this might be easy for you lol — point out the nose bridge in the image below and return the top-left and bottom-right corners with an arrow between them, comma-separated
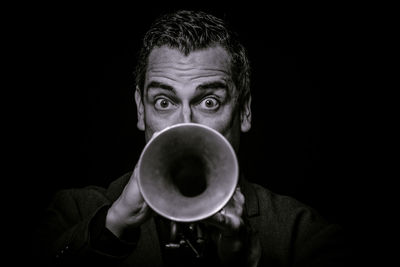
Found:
180,102 -> 192,123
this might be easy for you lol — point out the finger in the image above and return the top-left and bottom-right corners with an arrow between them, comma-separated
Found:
223,188 -> 245,216
206,210 -> 243,233
232,187 -> 245,206
223,203 -> 244,219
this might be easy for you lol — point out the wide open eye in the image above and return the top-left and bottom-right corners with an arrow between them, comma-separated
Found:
154,98 -> 176,110
198,97 -> 220,111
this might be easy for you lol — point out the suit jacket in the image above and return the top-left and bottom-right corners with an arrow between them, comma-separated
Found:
33,172 -> 347,266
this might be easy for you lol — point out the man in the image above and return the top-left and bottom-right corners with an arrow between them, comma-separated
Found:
34,10 -> 346,266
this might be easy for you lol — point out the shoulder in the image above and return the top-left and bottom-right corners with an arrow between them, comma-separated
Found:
243,181 -> 346,263
242,180 -> 340,235
49,185 -> 110,216
243,181 -> 315,218
52,172 -> 132,204
243,180 -> 343,239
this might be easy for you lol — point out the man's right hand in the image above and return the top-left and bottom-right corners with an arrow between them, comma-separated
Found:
105,164 -> 152,238
105,131 -> 162,238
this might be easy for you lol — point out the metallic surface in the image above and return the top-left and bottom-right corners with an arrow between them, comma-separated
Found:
137,123 -> 239,222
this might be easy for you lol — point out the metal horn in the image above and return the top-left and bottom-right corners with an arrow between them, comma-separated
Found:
137,123 -> 239,223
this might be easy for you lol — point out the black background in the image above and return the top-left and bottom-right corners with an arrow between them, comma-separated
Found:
15,4 -> 368,259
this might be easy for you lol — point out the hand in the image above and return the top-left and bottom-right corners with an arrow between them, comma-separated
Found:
105,164 -> 152,238
205,187 -> 247,263
105,131 -> 160,238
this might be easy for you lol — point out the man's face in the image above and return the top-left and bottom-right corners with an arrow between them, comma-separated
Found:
135,45 -> 251,151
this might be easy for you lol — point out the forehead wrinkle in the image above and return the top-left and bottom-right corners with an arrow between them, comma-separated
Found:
147,69 -> 231,83
148,65 -> 230,73
146,46 -> 234,89
145,73 -> 178,83
147,47 -> 232,72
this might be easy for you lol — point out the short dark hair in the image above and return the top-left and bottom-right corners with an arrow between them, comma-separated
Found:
134,10 -> 251,107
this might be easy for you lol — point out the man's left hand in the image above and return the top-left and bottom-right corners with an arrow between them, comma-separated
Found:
205,187 -> 246,264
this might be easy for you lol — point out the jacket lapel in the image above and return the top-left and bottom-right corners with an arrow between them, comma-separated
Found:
240,178 -> 260,218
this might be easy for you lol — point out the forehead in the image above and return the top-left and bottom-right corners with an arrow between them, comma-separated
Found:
146,45 -> 232,77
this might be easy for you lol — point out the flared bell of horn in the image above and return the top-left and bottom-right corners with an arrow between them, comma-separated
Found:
137,123 -> 239,223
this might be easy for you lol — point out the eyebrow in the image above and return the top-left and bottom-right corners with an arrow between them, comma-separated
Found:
196,81 -> 228,91
146,81 -> 174,92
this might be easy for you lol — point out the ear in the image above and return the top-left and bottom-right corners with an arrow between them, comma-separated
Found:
240,94 -> 252,133
134,86 -> 145,131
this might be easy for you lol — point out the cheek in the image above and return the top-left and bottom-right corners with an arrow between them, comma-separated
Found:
215,109 -> 242,150
144,119 -> 168,142
143,108 -> 178,141
197,109 -> 241,140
